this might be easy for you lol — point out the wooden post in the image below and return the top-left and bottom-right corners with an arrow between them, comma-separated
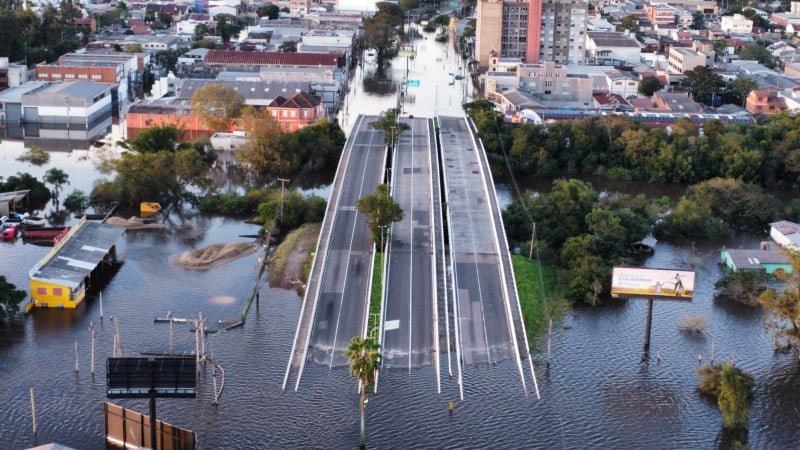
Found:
74,341 -> 79,372
168,311 -> 173,355
546,319 -> 552,367
90,322 -> 96,375
30,388 -> 37,436
644,298 -> 654,352
99,291 -> 103,320
149,359 -> 157,450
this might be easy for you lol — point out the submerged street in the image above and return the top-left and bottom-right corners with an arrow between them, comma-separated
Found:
0,25 -> 799,450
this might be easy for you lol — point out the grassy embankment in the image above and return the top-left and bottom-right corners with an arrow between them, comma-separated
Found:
511,255 -> 569,342
268,223 -> 322,290
367,252 -> 384,339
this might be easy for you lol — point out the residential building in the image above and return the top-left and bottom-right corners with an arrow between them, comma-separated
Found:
539,0 -> 588,64
645,3 -> 676,25
73,17 -> 97,33
721,14 -> 753,34
267,91 -> 327,131
720,242 -> 792,274
175,79 -> 312,107
667,46 -> 706,74
770,12 -> 800,27
784,62 -> 800,78
585,31 -> 643,65
516,61 -> 594,102
746,87 -> 788,114
289,0 -> 309,14
476,0 -> 504,67
203,50 -> 345,68
650,91 -> 703,112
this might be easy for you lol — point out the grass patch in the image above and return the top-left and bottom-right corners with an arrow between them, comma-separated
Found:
511,255 -> 569,341
267,223 -> 320,288
367,252 -> 384,339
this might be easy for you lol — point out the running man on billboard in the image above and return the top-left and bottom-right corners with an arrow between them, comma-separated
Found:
669,273 -> 685,296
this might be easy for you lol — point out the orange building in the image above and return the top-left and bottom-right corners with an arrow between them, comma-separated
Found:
267,91 -> 327,132
126,99 -> 217,141
746,87 -> 787,115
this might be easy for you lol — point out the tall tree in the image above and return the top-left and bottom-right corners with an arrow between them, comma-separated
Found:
616,15 -> 639,33
236,107 -> 287,173
344,336 -> 382,450
639,76 -> 662,97
257,4 -> 280,19
125,125 -> 183,152
43,168 -> 69,199
759,253 -> 800,354
680,66 -> 725,105
356,184 -> 403,250
191,83 -> 245,131
0,276 -> 26,320
738,43 -> 775,68
691,11 -> 705,30
370,108 -> 409,149
363,2 -> 403,66
718,364 -> 750,430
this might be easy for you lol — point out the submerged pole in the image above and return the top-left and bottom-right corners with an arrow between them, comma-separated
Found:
644,298 -> 654,352
90,322 -> 96,375
30,388 -> 37,436
99,291 -> 103,320
74,341 -> 79,372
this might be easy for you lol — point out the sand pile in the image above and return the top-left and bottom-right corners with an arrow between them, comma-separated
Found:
174,242 -> 258,269
105,216 -> 166,230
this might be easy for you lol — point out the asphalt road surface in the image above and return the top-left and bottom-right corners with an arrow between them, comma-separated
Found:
381,117 -> 440,370
305,115 -> 387,367
438,116 -> 517,366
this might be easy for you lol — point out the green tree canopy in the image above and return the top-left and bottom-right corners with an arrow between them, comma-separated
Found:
191,84 -> 245,131
639,76 -> 662,97
0,173 -> 50,208
16,146 -> 50,166
356,184 -> 403,249
680,66 -> 725,105
0,276 -> 26,320
369,108 -> 409,149
44,167 -> 69,199
616,15 -> 639,33
126,125 -> 183,152
257,4 -> 280,19
759,252 -> 800,351
279,40 -> 297,52
738,43 -> 775,68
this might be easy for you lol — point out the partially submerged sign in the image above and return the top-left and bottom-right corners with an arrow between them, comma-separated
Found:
611,267 -> 695,300
107,357 -> 197,398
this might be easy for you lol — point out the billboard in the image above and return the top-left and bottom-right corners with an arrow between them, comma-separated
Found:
611,267 -> 695,299
107,357 -> 197,399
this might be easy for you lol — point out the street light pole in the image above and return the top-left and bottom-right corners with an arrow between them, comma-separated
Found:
277,178 -> 290,224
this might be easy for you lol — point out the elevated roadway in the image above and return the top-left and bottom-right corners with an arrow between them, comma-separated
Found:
284,115 -> 387,389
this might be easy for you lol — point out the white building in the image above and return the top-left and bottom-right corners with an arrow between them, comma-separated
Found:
770,220 -> 800,252
0,57 -> 30,89
585,31 -> 643,65
604,70 -> 639,98
721,14 -> 753,34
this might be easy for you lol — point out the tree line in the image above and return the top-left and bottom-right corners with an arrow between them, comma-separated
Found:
0,0 -> 85,65
466,101 -> 800,189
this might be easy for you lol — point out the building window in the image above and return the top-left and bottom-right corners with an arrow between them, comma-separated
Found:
53,288 -> 62,296
545,80 -> 553,87
37,287 -> 46,296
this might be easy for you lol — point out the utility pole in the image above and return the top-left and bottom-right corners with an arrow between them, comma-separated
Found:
90,321 -> 96,375
277,178 -> 290,224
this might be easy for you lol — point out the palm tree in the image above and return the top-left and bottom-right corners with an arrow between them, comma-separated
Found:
43,168 -> 70,200
344,336 -> 382,450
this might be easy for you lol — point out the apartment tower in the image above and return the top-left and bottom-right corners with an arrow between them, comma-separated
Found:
476,0 -> 586,69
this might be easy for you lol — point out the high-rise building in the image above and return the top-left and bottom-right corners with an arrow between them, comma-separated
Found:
476,0 -> 586,69
538,0 -> 587,64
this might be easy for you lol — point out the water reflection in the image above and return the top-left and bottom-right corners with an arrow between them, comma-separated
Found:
361,68 -> 398,96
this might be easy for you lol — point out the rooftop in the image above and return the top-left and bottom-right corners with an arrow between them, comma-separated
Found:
587,31 -> 642,48
0,81 -> 49,103
204,50 -> 343,66
269,91 -> 322,108
29,218 -> 124,288
724,245 -> 790,270
127,98 -> 193,115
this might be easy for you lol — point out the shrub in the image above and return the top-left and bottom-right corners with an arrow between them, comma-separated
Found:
63,190 -> 89,212
714,270 -> 768,306
696,363 -> 754,399
679,314 -> 709,334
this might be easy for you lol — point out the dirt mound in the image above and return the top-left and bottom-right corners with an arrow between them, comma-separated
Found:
105,216 -> 166,230
174,242 -> 258,269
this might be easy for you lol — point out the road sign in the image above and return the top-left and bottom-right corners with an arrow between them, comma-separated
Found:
407,79 -> 420,87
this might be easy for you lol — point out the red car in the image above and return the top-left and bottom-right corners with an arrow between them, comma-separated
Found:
1,223 -> 20,241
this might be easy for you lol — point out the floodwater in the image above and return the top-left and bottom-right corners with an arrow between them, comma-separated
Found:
1,29 -> 799,450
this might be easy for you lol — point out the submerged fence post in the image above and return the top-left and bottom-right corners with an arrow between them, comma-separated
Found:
30,388 -> 37,436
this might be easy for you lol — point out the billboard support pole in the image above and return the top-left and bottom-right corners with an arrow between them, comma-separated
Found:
644,298 -> 654,352
149,358 -> 158,450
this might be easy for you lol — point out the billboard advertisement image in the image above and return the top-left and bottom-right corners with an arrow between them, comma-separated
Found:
611,267 -> 695,299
